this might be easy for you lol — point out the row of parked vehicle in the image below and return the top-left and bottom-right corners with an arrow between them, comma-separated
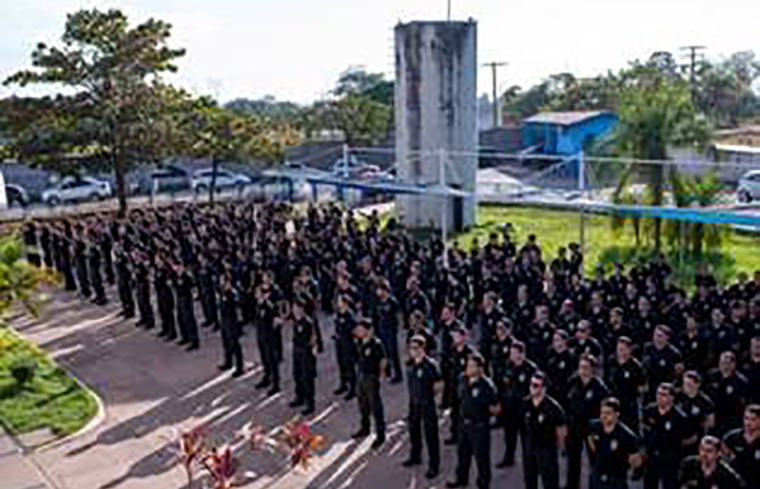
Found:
2,166 -> 293,208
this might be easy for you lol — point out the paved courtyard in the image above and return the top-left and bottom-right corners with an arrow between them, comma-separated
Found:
7,284 -> 623,489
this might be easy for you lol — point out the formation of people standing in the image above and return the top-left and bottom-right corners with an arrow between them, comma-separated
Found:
19,202 -> 760,488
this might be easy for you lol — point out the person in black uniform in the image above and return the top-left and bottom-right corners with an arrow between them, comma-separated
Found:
23,222 -> 41,267
253,271 -> 282,396
40,224 -> 53,268
372,280 -> 403,384
565,354 -> 610,489
133,251 -> 155,329
642,325 -> 684,402
678,436 -> 745,488
403,335 -> 441,480
114,240 -> 134,318
198,254 -> 219,329
352,320 -> 387,450
98,222 -> 115,285
707,350 -> 749,436
721,404 -> 760,484
744,336 -> 760,405
606,336 -> 644,431
498,340 -> 537,467
73,229 -> 91,299
446,352 -> 498,489
587,397 -> 642,489
154,257 -> 177,341
520,371 -> 567,489
333,294 -> 357,400
87,230 -> 107,305
642,383 -> 691,489
217,272 -> 243,377
289,297 -> 319,416
545,330 -> 577,403
174,261 -> 199,351
677,370 -> 715,455
443,326 -> 474,446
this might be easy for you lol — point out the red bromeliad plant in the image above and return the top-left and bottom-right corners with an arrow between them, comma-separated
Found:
277,420 -> 327,470
202,445 -> 239,489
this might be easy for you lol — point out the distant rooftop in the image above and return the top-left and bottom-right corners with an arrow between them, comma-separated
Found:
523,111 -> 613,126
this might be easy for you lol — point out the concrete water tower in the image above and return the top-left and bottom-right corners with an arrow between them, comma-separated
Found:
394,20 -> 478,231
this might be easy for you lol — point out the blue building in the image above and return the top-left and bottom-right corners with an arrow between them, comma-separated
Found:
522,111 -> 618,156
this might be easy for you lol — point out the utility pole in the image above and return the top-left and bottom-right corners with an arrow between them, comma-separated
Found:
680,45 -> 706,100
482,61 -> 508,128
447,0 -> 451,21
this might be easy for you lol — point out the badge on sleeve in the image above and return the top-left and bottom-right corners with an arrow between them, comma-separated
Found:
559,361 -> 565,370
610,439 -> 618,451
519,374 -> 526,383
659,359 -> 667,368
692,406 -> 700,416
755,449 -> 760,460
472,387 -> 480,398
417,369 -> 423,379
726,385 -> 734,395
665,421 -> 672,431
586,390 -> 594,400
624,371 -> 630,379
538,413 -> 544,424
691,341 -> 698,350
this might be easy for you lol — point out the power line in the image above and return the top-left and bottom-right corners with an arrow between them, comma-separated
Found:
481,61 -> 508,128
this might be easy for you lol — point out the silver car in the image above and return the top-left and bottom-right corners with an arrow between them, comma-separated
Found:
737,170 -> 760,203
42,177 -> 112,206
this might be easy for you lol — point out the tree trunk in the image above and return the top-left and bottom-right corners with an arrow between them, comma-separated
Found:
209,156 -> 218,206
114,151 -> 128,217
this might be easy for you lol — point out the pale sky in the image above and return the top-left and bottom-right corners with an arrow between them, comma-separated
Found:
1,0 -> 759,104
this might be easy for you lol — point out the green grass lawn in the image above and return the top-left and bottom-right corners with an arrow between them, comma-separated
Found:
452,205 -> 760,286
0,328 -> 98,437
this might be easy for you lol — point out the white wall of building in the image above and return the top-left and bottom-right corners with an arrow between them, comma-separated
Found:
394,20 -> 478,229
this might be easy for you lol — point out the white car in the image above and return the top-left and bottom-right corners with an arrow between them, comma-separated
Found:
331,156 -> 379,178
42,177 -> 112,206
192,168 -> 251,194
737,170 -> 760,203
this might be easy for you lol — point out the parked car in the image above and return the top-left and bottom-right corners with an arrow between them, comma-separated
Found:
150,166 -> 191,194
192,168 -> 251,194
42,177 -> 112,206
5,184 -> 30,208
331,156 -> 379,179
737,169 -> 760,203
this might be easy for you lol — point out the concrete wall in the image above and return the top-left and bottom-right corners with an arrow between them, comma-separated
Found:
394,20 -> 478,230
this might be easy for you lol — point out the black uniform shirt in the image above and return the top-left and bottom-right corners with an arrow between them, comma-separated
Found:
407,357 -> 441,407
722,428 -> 760,484
606,357 -> 645,406
458,376 -> 497,424
642,403 -> 688,456
503,359 -> 538,401
565,376 -> 609,428
522,395 -> 566,449
676,391 -> 715,440
678,456 -> 745,489
357,337 -> 386,378
588,420 -> 639,482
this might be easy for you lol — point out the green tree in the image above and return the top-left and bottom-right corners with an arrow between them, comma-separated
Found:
2,8 -> 186,215
614,66 -> 711,251
188,104 -> 299,204
0,235 -> 52,318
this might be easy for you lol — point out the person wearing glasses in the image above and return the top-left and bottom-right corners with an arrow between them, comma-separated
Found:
521,371 -> 567,489
403,335 -> 441,480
